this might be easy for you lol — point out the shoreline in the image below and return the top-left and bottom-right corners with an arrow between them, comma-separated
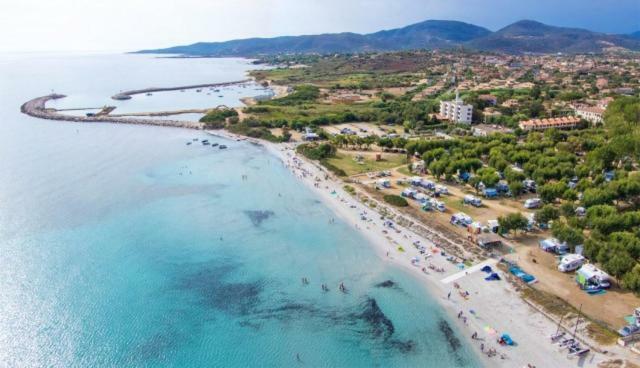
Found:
208,129 -> 616,368
19,84 -> 631,366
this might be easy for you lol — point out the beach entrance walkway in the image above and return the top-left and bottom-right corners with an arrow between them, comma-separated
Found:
440,259 -> 497,284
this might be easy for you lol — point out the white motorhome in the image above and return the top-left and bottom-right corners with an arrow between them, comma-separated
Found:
524,198 -> 542,209
463,195 -> 482,207
576,264 -> 611,289
558,254 -> 585,272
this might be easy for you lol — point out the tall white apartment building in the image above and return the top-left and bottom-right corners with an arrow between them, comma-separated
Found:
439,91 -> 473,124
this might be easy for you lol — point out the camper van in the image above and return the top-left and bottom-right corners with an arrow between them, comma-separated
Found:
576,264 -> 611,289
451,212 -> 473,227
558,254 -> 586,272
463,195 -> 482,207
376,179 -> 391,189
401,188 -> 417,199
524,198 -> 542,209
435,185 -> 449,195
431,199 -> 446,212
539,238 -> 569,255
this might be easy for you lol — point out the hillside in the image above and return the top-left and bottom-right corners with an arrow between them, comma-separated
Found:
137,19 -> 640,56
466,20 -> 640,53
136,20 -> 489,56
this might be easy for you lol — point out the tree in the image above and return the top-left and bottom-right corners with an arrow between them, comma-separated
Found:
539,182 -> 566,203
536,205 -> 559,225
551,221 -> 584,248
509,181 -> 525,198
498,213 -> 529,236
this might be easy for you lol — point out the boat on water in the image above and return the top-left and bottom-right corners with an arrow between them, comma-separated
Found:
211,143 -> 219,147
219,145 -> 227,149
196,89 -> 202,92
186,142 -> 192,145
202,139 -> 210,145
146,92 -> 152,96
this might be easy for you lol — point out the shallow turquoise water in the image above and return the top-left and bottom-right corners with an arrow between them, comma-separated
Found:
0,53 -> 481,367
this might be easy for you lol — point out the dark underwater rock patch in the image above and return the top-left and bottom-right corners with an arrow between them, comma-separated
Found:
438,319 -> 462,352
243,210 -> 275,226
355,297 -> 395,340
177,262 -> 264,316
374,280 -> 399,289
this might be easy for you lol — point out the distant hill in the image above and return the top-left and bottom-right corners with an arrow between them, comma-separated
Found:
137,19 -> 640,56
137,20 -> 489,56
466,20 -> 640,53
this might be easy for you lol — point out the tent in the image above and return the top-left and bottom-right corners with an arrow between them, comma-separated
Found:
485,273 -> 501,281
481,265 -> 493,273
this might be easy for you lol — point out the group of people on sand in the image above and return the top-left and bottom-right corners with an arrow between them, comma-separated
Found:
450,287 -> 508,361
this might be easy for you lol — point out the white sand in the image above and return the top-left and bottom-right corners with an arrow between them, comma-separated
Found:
208,131 -> 622,368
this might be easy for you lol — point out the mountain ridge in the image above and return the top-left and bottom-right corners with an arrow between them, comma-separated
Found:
137,19 -> 640,56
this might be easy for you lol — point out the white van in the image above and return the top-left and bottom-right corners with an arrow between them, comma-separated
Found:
524,198 -> 542,209
464,195 -> 482,207
558,254 -> 585,272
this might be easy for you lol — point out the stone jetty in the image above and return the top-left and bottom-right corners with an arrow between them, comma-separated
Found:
21,94 -> 204,130
111,79 -> 251,100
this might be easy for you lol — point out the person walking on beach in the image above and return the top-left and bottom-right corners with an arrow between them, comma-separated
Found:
447,291 -> 451,299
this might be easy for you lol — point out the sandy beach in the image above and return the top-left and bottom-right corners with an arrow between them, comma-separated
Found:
207,129 -> 633,368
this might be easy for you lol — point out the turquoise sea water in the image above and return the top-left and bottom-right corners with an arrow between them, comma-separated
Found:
0,53 -> 481,367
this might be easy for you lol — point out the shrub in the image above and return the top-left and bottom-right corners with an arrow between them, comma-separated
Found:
383,195 -> 408,207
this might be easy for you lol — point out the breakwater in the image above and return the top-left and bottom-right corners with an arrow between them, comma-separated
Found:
111,79 -> 251,100
20,94 -> 203,129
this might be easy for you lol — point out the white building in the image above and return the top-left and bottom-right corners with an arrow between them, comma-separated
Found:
574,105 -> 605,124
439,91 -> 473,124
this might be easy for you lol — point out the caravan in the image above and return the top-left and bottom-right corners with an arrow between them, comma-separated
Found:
376,179 -> 391,189
558,254 -> 586,272
524,198 -> 542,209
463,195 -> 482,207
576,264 -> 611,289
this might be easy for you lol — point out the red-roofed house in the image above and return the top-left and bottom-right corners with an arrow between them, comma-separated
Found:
519,116 -> 582,131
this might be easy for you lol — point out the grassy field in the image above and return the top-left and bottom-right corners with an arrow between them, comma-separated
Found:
441,196 -> 483,216
325,152 -> 407,176
244,102 -> 379,124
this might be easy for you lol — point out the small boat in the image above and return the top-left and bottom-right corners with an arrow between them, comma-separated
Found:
146,92 -> 152,96
202,141 -> 210,146
186,142 -> 192,145
211,143 -> 219,147
219,145 -> 227,149
549,331 -> 565,342
218,95 -> 223,98
196,89 -> 202,92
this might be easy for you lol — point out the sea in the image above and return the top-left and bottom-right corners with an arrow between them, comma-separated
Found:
0,52 -> 481,367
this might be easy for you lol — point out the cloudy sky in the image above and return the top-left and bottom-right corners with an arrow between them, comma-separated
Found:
1,0 -> 638,52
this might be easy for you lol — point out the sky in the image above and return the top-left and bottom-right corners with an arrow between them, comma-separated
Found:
0,0 -> 639,52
